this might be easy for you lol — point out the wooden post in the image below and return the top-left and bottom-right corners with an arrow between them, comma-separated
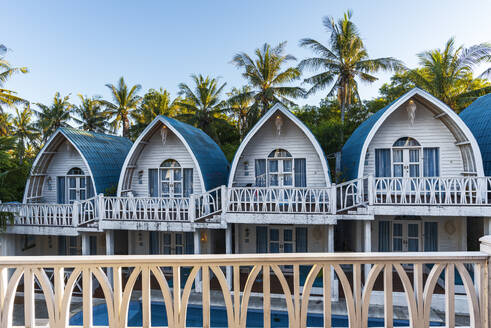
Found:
479,235 -> 491,328
72,201 -> 80,227
221,185 -> 228,214
106,230 -> 114,286
97,193 -> 104,221
330,183 -> 337,214
364,221 -> 372,282
81,233 -> 90,256
194,229 -> 202,292
189,194 -> 196,222
226,224 -> 232,289
368,174 -> 374,205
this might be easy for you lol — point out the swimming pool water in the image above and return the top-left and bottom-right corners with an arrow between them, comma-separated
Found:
70,301 -> 444,327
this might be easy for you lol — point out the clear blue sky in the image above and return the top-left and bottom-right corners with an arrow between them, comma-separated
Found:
2,0 -> 490,113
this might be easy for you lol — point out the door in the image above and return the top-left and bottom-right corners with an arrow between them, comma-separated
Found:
161,232 -> 185,254
269,227 -> 294,253
392,221 -> 420,252
392,149 -> 420,178
160,167 -> 183,197
67,176 -> 86,203
268,158 -> 293,187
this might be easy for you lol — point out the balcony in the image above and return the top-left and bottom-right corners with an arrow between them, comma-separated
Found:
1,237 -> 490,327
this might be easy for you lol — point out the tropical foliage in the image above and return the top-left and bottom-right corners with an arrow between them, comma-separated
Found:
73,95 -> 108,133
34,92 -> 73,143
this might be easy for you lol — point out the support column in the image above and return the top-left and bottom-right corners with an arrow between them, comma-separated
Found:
364,221 -> 372,282
81,233 -> 90,256
226,224 -> 232,288
194,229 -> 202,292
479,235 -> 491,324
234,223 -> 240,254
327,225 -> 334,252
0,234 -> 14,256
484,218 -> 491,236
105,230 -> 114,286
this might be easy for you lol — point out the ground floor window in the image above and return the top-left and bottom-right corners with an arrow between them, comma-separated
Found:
378,219 -> 438,252
256,226 -> 308,253
149,231 -> 194,254
57,236 -> 81,255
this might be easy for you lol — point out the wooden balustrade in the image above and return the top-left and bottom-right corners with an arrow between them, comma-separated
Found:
0,252 -> 488,327
0,203 -> 74,227
373,176 -> 491,206
335,178 -> 368,212
102,196 -> 191,222
195,186 -> 223,220
227,187 -> 331,214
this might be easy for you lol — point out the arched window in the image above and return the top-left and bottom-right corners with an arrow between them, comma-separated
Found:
67,167 -> 84,175
160,159 -> 181,168
393,137 -> 421,147
268,149 -> 292,158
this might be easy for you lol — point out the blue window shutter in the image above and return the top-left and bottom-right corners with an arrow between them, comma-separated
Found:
148,169 -> 159,197
423,148 -> 440,177
255,159 -> 266,187
183,169 -> 193,197
57,177 -> 65,204
294,159 -> 307,187
375,149 -> 391,177
256,226 -> 268,253
86,177 -> 94,198
378,221 -> 390,251
295,227 -> 308,252
424,222 -> 438,251
149,231 -> 159,254
185,232 -> 194,254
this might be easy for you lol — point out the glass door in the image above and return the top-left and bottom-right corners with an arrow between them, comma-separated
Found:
160,160 -> 183,198
392,221 -> 420,252
67,176 -> 86,203
268,227 -> 295,253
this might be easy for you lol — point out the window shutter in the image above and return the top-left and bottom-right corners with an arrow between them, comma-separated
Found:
183,169 -> 193,197
149,231 -> 159,254
294,159 -> 307,187
255,159 -> 266,187
375,149 -> 391,177
256,226 -> 268,253
378,221 -> 390,251
185,232 -> 194,254
57,177 -> 65,204
148,169 -> 159,197
424,222 -> 438,251
295,227 -> 308,252
423,148 -> 440,177
86,177 -> 94,198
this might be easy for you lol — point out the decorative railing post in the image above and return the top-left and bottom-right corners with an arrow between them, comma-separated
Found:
480,235 -> 491,327
72,201 -> 79,227
367,174 -> 374,205
330,183 -> 337,214
189,194 -> 196,222
97,193 -> 104,221
221,185 -> 228,214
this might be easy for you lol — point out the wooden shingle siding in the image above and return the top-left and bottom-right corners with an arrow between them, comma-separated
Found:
232,114 -> 328,187
42,140 -> 89,203
129,129 -> 202,197
364,103 -> 464,177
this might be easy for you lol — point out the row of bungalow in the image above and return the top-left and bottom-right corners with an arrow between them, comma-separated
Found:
1,88 -> 490,267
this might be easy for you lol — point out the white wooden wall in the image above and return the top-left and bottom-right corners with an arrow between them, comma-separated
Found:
42,140 -> 89,203
237,224 -> 329,254
363,103 -> 464,177
370,216 -> 466,252
129,129 -> 202,197
232,114 -> 328,187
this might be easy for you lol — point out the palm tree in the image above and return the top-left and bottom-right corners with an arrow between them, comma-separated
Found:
177,75 -> 226,143
12,105 -> 39,164
73,95 -> 108,133
35,92 -> 73,143
131,88 -> 180,139
299,11 -> 403,124
226,86 -> 254,141
0,45 -> 28,110
103,77 -> 142,138
0,112 -> 12,136
231,42 -> 304,117
406,38 -> 491,111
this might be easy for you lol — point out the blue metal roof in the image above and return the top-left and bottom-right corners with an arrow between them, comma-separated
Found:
341,97 -> 400,180
59,127 -> 133,194
459,93 -> 491,176
158,116 -> 230,190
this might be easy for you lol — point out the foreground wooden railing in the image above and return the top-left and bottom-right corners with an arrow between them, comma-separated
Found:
0,251 -> 488,328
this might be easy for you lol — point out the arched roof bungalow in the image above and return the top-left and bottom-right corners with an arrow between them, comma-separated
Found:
23,127 -> 132,204
117,115 -> 229,197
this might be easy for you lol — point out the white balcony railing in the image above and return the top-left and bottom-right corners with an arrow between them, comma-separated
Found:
0,250 -> 488,327
195,186 -> 223,220
0,202 -> 75,227
373,176 -> 491,206
102,196 -> 191,222
335,177 -> 368,212
227,186 -> 332,214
